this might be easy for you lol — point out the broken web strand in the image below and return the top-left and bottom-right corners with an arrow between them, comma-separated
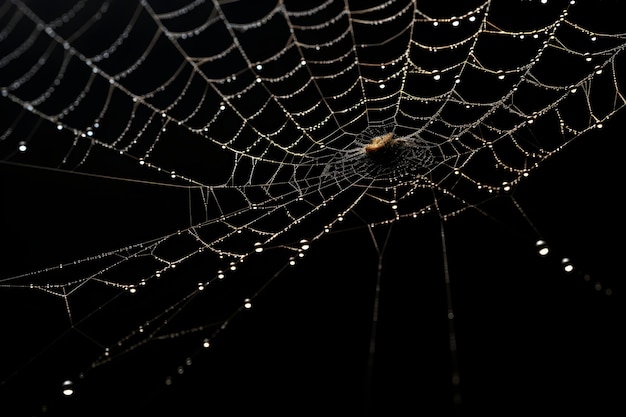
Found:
362,221 -> 393,410
432,190 -> 463,408
508,195 -> 615,296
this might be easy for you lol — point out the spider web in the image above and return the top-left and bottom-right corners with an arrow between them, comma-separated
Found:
1,0 -> 625,414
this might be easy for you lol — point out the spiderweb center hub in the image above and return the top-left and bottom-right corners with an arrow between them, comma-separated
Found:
322,128 -> 440,183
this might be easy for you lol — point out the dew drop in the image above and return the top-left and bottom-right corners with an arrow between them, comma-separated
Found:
535,239 -> 550,256
61,380 -> 74,397
561,258 -> 574,273
254,242 -> 264,253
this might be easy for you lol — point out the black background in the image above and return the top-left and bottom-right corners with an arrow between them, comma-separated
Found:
1,1 -> 625,416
